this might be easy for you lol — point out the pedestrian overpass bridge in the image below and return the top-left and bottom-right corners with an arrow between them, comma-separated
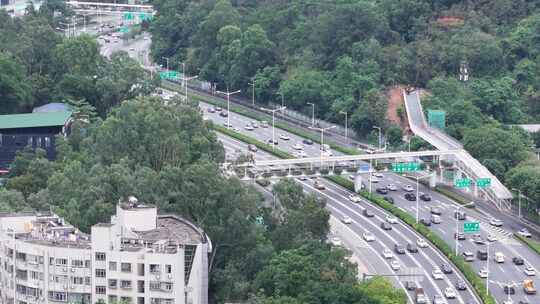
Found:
66,1 -> 154,14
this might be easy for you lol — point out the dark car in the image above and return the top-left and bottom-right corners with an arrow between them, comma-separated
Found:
363,209 -> 374,217
430,207 -> 442,215
420,218 -> 431,226
267,139 -> 278,145
376,187 -> 388,194
454,210 -> 466,220
407,243 -> 418,253
441,264 -> 453,274
207,107 -> 216,113
420,193 -> 431,201
383,196 -> 394,204
381,222 -> 392,230
302,139 -> 314,145
512,257 -> 524,265
394,244 -> 406,254
405,281 -> 416,291
477,250 -> 488,261
454,232 -> 466,240
456,280 -> 467,291
404,193 -> 416,201
219,111 -> 228,117
504,285 -> 515,295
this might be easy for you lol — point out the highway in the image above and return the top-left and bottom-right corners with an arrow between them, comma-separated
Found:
103,30 -> 540,304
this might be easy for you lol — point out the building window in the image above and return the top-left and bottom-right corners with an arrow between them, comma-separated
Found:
137,280 -> 145,293
29,271 -> 42,281
44,137 -> 51,148
108,279 -> 117,289
109,262 -> 117,271
84,277 -> 91,285
149,281 -> 160,291
0,133 -> 2,146
49,257 -> 54,265
161,282 -> 172,292
165,265 -> 171,274
121,263 -> 131,273
71,259 -> 84,268
95,252 -> 106,261
137,297 -> 145,304
36,137 -> 41,147
95,269 -> 106,278
120,280 -> 132,289
55,258 -> 67,266
149,264 -> 160,274
85,260 -> 91,268
137,263 -> 145,276
27,137 -> 33,146
48,291 -> 67,302
71,277 -> 83,285
95,286 -> 106,295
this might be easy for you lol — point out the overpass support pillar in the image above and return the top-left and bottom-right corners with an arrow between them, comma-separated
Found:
429,173 -> 437,188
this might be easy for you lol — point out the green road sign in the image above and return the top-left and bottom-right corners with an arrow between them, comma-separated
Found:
120,26 -> 129,33
454,178 -> 471,188
476,178 -> 491,188
428,109 -> 446,130
159,71 -> 179,80
463,221 -> 480,233
139,12 -> 153,21
123,12 -> 134,20
391,162 -> 421,173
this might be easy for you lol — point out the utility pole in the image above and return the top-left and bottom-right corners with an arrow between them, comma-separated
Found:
261,106 -> 286,149
307,102 -> 315,127
182,75 -> 198,103
216,89 -> 241,129
512,188 -> 522,218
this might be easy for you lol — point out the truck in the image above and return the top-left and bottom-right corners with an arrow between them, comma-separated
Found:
415,287 -> 428,304
524,279 -> 536,295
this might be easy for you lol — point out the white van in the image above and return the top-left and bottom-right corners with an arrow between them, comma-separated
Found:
494,252 -> 505,263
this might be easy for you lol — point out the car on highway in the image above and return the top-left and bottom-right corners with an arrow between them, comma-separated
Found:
432,267 -> 444,280
387,184 -> 397,191
381,222 -> 392,231
248,144 -> 258,152
455,280 -> 467,291
260,121 -> 269,128
368,176 -> 379,183
489,218 -> 503,227
487,234 -> 497,242
207,107 -> 216,113
420,193 -> 431,201
279,134 -> 290,140
293,150 -> 307,158
518,228 -> 532,238
390,260 -> 400,271
382,248 -> 393,259
376,187 -> 388,194
363,232 -> 375,242
386,215 -> 398,224
362,209 -> 374,218
405,281 -> 416,291
462,251 -> 475,262
444,287 -> 456,299
250,121 -> 258,128
129,47 -> 135,52
384,196 -> 395,204
454,232 -> 466,240
219,111 -> 228,117
417,238 -> 428,248
314,180 -> 325,190
477,250 -> 488,261
420,218 -> 431,226
302,139 -> 313,145
349,194 -> 361,203
512,256 -> 524,265
433,295 -> 446,304
454,210 -> 466,220
232,127 -> 241,132
524,266 -> 536,276
267,139 -> 278,145
215,107 -> 222,112
478,268 -> 488,278
292,143 -> 304,150
494,251 -> 505,263
441,264 -> 453,274
472,234 -> 486,245
504,284 -> 516,295
404,193 -> 416,201
407,243 -> 418,253
223,122 -> 233,128
322,150 -> 333,157
330,237 -> 342,247
244,124 -> 254,131
402,185 -> 414,192
394,244 -> 406,254
373,172 -> 383,178
430,206 -> 442,215
341,216 -> 352,224
430,215 -> 441,224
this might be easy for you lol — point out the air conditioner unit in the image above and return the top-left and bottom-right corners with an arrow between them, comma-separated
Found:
156,275 -> 160,280
70,268 -> 75,272
62,267 -> 67,272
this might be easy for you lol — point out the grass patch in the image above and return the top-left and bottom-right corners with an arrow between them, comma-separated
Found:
515,234 -> 540,256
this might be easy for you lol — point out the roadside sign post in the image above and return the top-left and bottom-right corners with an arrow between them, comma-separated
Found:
463,222 -> 480,233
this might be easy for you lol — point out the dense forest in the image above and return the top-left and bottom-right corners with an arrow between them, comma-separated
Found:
150,0 -> 540,209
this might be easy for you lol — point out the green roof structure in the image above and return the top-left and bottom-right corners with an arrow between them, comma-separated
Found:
0,111 -> 72,130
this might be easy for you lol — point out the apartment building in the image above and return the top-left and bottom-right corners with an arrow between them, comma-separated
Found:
0,197 -> 211,304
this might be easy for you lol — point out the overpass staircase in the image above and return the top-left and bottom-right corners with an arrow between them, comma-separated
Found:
403,90 -> 513,210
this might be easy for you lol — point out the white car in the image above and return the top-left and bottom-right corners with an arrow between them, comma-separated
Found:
487,234 -> 498,242
279,134 -> 290,140
489,218 -> 503,227
387,184 -> 397,191
369,176 -> 380,183
251,122 -> 259,128
293,151 -> 307,158
518,228 -> 532,238
390,260 -> 400,271
382,248 -> 393,259
416,238 -> 428,248
363,232 -> 375,242
348,194 -> 361,203
402,185 -> 414,192
292,143 -> 304,150
444,287 -> 456,299
244,124 -> 254,131
478,268 -> 488,278
432,268 -> 444,280
433,295 -> 446,304
386,215 -> 398,224
342,216 -> 352,224
373,172 -> 383,178
232,127 -> 241,132
322,150 -> 333,157
524,266 -> 536,276
330,237 -> 342,247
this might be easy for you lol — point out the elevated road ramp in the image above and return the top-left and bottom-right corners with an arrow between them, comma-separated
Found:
403,89 -> 513,209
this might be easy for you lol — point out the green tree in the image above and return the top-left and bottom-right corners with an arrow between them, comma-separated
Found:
0,53 -> 32,113
358,276 -> 407,304
350,90 -> 388,137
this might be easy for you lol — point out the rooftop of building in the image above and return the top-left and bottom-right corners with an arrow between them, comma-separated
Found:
32,103 -> 72,113
0,111 -> 72,130
134,215 -> 207,245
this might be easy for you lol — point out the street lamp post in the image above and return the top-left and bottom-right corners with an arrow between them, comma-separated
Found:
339,111 -> 348,141
216,89 -> 241,129
162,57 -> 169,71
261,106 -> 286,149
279,92 -> 285,107
405,173 -> 431,223
182,75 -> 198,103
512,188 -> 522,218
454,202 -> 475,256
307,102 -> 315,127
309,126 -> 336,165
486,240 -> 490,295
